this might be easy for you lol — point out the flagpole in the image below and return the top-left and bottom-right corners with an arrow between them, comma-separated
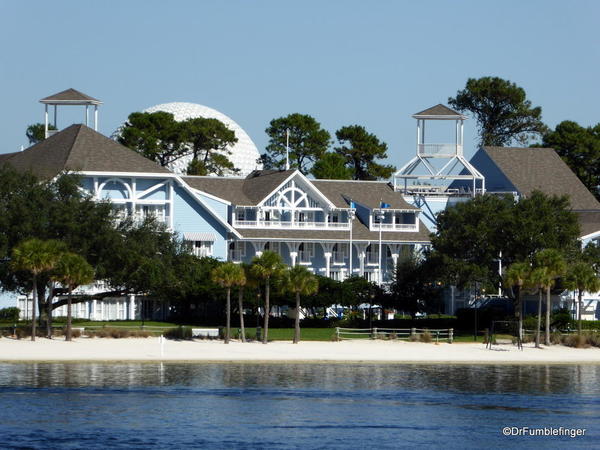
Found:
285,128 -> 290,170
348,202 -> 355,279
378,208 -> 383,286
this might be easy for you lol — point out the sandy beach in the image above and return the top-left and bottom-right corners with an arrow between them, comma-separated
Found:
1,337 -> 600,364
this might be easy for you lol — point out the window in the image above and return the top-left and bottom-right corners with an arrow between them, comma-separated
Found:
332,243 -> 347,264
264,242 -> 280,254
366,244 -> 379,264
299,243 -> 314,264
236,209 -> 245,221
229,242 -> 245,262
193,241 -> 213,257
136,204 -> 165,222
329,212 -> 340,223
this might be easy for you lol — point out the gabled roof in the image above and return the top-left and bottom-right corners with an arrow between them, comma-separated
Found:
184,170 -> 297,205
0,152 -> 17,164
577,211 -> 600,239
482,147 -> 600,211
5,124 -> 169,179
244,169 -> 296,203
413,104 -> 466,119
40,88 -> 102,105
312,180 -> 418,210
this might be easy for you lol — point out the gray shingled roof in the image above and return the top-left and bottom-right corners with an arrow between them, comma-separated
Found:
40,88 -> 102,105
184,170 -> 296,205
576,211 -> 600,238
5,124 -> 169,178
312,180 -> 418,210
483,147 -> 600,211
413,104 -> 465,119
0,152 -> 17,164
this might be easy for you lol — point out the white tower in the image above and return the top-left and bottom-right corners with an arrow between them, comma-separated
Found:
40,89 -> 102,138
393,104 -> 485,196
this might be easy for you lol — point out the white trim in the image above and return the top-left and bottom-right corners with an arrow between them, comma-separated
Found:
191,188 -> 232,205
257,170 -> 335,209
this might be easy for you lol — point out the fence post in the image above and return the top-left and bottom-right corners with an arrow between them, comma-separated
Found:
372,327 -> 378,339
411,327 -> 416,339
436,331 -> 439,343
335,327 -> 340,341
448,328 -> 453,344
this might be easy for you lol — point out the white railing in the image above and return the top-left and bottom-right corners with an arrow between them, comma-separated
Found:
418,143 -> 461,156
232,219 -> 350,230
371,223 -> 418,231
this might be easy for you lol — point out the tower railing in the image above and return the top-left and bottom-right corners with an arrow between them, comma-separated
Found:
417,143 -> 461,156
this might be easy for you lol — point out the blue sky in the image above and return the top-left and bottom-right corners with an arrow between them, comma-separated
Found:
0,1 -> 598,306
1,0 -> 599,169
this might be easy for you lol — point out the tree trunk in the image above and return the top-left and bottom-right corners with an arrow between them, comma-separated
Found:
516,288 -> 523,343
545,286 -> 551,346
225,287 -> 231,344
37,282 -> 45,330
535,289 -> 542,348
31,276 -> 37,341
262,280 -> 270,344
578,289 -> 583,335
238,288 -> 246,343
66,287 -> 73,341
293,292 -> 301,344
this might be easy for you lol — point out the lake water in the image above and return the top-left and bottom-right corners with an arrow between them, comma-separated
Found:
0,363 -> 598,449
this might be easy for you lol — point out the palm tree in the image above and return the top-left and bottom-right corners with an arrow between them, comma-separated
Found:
504,261 -> 531,343
564,261 -> 600,334
285,266 -> 319,344
211,262 -> 246,344
528,267 -> 549,348
11,239 -> 65,341
250,251 -> 285,344
53,253 -> 94,341
237,263 -> 253,343
535,249 -> 566,345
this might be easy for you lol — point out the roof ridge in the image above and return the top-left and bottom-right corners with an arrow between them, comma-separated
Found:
63,124 -> 86,170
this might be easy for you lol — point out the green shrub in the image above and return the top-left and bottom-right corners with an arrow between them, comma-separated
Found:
0,307 -> 20,322
164,326 -> 193,340
420,331 -> 432,343
409,334 -> 419,342
550,331 -> 563,345
551,309 -> 574,330
563,334 -> 589,348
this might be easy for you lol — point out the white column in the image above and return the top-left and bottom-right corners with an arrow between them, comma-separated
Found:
290,251 -> 297,266
324,252 -> 331,278
359,250 -> 365,276
129,294 -> 136,320
91,299 -> 97,320
44,105 -> 49,138
85,105 -> 89,126
94,105 -> 98,131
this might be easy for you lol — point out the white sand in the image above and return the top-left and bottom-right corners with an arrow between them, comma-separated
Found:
1,337 -> 600,363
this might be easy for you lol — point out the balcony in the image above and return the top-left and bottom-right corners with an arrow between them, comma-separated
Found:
232,219 -> 350,230
418,143 -> 461,157
371,223 -> 418,231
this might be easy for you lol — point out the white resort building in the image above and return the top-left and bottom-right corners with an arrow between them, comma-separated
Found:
3,89 -> 600,321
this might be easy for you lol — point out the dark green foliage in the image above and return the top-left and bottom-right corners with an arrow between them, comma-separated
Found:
263,113 -> 331,174
542,120 -> 600,200
164,326 -> 193,340
25,123 -> 57,145
431,191 -> 580,289
310,152 -> 353,179
335,125 -> 394,180
118,111 -> 188,167
182,117 -> 238,176
0,307 -> 20,322
448,76 -> 547,146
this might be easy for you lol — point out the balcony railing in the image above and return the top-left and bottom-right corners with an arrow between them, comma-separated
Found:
370,223 -> 418,231
418,143 -> 461,156
232,219 -> 350,230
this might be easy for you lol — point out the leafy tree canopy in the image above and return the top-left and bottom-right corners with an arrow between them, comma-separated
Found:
263,113 -> 331,174
431,191 -> 580,290
335,125 -> 394,180
26,123 -> 57,145
542,120 -> 600,200
448,76 -> 547,147
182,117 -> 238,176
118,111 -> 187,167
310,152 -> 353,180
